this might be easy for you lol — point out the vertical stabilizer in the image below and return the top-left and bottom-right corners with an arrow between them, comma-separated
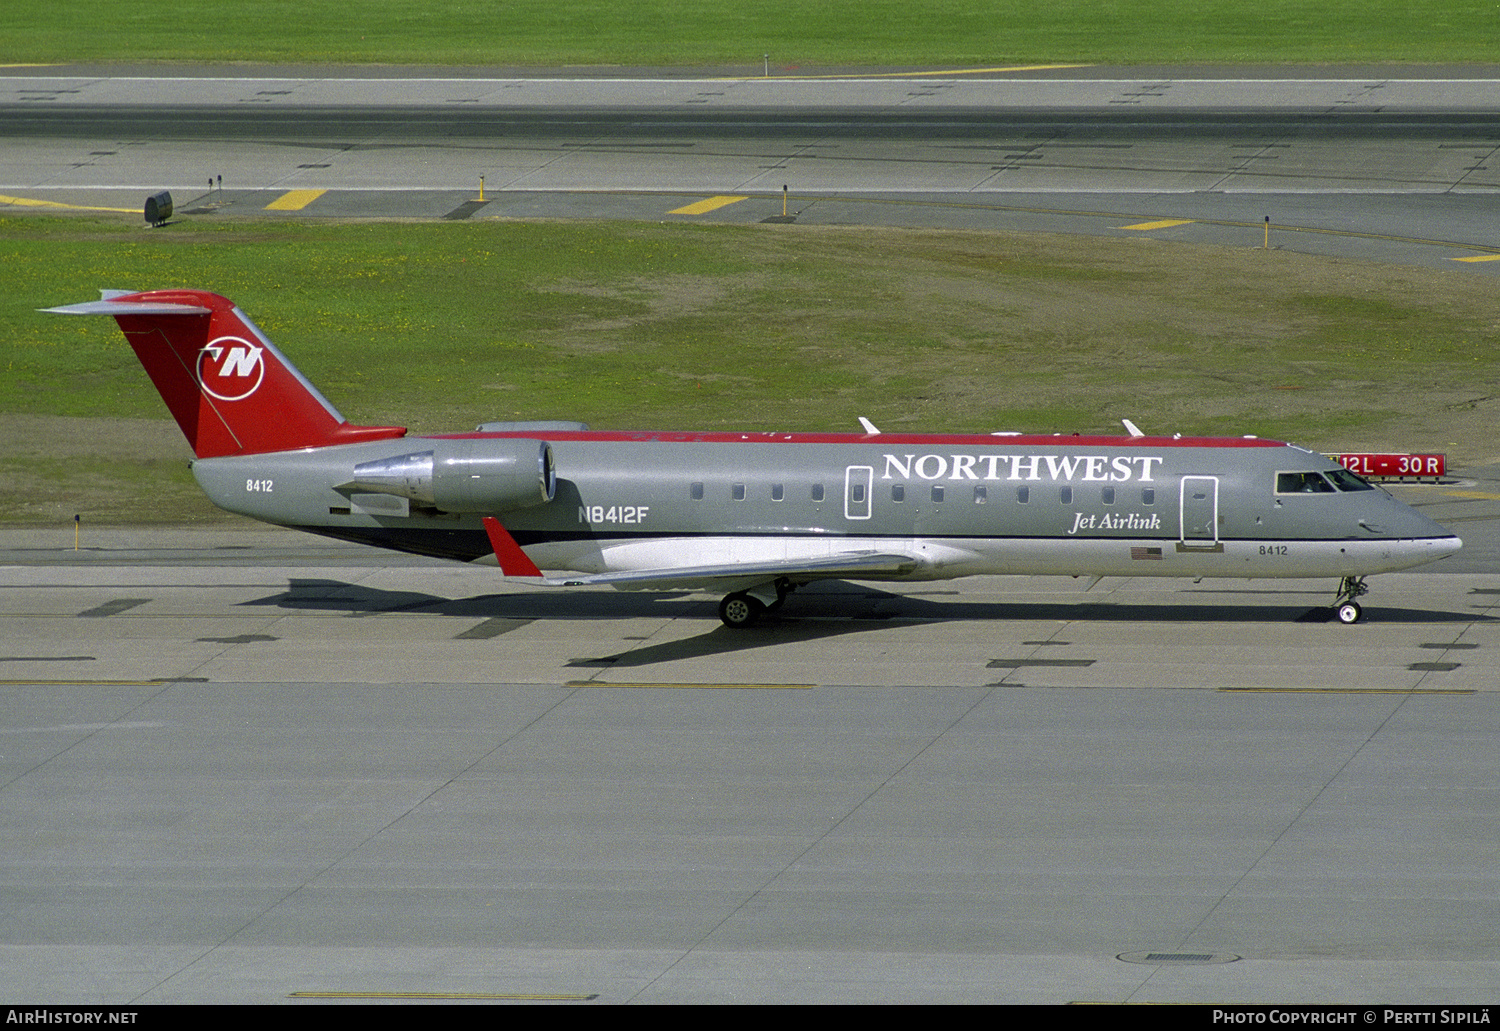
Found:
45,289 -> 406,458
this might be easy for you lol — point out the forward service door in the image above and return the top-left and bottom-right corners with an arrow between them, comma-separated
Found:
1179,475 -> 1221,550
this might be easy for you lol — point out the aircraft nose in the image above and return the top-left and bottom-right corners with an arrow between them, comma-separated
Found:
1379,493 -> 1459,539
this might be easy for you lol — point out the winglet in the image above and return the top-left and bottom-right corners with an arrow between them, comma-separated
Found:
482,516 -> 544,577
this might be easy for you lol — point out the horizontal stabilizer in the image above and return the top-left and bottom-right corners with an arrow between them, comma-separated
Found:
44,298 -> 213,316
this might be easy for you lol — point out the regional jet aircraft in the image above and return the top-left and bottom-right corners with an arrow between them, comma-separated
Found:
46,290 -> 1461,626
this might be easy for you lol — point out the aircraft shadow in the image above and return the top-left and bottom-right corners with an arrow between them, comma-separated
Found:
239,579 -> 1495,667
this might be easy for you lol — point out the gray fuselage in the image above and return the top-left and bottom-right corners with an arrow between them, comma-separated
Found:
190,430 -> 1460,583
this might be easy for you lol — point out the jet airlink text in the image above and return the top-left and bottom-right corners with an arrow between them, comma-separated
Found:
1068,511 -> 1162,534
881,453 -> 1164,483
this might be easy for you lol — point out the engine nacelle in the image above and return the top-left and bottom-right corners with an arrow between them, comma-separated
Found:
344,439 -> 556,513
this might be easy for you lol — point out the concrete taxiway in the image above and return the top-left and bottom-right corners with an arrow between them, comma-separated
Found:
1,500 -> 1498,1003
3,67 -> 1500,1004
4,66 -> 1500,270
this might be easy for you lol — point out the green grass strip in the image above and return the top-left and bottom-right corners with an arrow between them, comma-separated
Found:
4,1 -> 1497,67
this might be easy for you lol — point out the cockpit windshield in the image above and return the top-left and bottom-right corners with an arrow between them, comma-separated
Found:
1277,471 -> 1336,494
1277,469 -> 1379,494
1324,467 -> 1377,492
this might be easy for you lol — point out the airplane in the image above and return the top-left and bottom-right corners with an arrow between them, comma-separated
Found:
45,288 -> 1462,627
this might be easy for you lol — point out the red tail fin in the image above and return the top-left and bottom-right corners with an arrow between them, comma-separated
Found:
45,290 -> 405,458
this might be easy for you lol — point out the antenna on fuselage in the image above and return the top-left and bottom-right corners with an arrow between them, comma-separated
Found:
1122,419 -> 1145,438
858,417 -> 881,435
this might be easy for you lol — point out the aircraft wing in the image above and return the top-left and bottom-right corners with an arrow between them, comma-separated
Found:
481,517 -> 919,592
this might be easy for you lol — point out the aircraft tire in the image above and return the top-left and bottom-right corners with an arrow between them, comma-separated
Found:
719,593 -> 764,628
1336,602 -> 1363,625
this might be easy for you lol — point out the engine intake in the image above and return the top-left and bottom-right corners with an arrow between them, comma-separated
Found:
344,439 -> 556,513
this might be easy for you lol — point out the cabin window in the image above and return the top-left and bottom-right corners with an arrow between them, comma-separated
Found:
850,483 -> 866,504
1326,468 -> 1376,492
771,483 -> 784,501
1277,471 -> 1336,494
811,483 -> 824,502
732,483 -> 746,501
931,485 -> 945,503
1141,487 -> 1155,505
1059,486 -> 1073,504
690,482 -> 704,501
1016,485 -> 1029,504
974,485 -> 988,504
1101,486 -> 1115,505
891,484 -> 905,503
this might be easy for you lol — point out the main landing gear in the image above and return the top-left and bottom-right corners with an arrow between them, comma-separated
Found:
1333,575 -> 1369,624
717,580 -> 795,628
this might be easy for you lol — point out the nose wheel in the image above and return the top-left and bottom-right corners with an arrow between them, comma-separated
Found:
1332,576 -> 1368,624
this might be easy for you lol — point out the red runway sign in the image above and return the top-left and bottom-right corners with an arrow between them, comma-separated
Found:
1326,453 -> 1445,479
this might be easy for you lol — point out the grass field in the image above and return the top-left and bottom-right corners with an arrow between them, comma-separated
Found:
5,216 -> 1499,525
4,0 -> 1497,67
5,6 -> 1496,530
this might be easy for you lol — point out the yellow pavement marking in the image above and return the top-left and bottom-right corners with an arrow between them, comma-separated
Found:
1119,219 -> 1196,231
264,189 -> 326,211
669,195 -> 748,215
567,681 -> 813,690
0,194 -> 138,214
1438,489 -> 1500,500
1452,254 -> 1500,262
0,679 -> 179,686
1212,690 -> 1470,696
720,64 -> 1090,81
290,992 -> 598,1000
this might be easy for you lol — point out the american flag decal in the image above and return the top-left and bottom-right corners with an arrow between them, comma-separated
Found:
1131,547 -> 1163,560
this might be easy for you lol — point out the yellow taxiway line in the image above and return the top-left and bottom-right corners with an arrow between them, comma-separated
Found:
0,194 -> 139,214
290,991 -> 598,1000
669,195 -> 748,215
1219,687 -> 1474,695
1118,219 -> 1196,231
264,188 -> 326,211
721,64 -> 1091,81
566,681 -> 813,690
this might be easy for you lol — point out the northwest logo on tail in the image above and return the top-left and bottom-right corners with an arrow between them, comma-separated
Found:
197,336 -> 265,401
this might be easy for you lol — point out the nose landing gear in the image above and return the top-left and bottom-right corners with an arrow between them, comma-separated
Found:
1333,576 -> 1368,624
